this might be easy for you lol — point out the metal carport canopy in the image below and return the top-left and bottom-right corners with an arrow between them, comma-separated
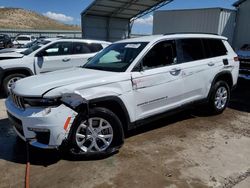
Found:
81,0 -> 173,41
81,0 -> 173,20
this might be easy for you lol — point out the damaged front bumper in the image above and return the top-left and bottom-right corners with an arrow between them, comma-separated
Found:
5,98 -> 78,149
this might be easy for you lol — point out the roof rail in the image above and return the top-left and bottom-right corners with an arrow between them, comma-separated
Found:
163,32 -> 220,36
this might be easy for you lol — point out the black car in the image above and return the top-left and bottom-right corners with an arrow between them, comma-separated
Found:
237,44 -> 250,79
0,34 -> 12,48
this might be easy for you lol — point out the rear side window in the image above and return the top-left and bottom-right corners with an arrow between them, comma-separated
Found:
177,39 -> 205,63
202,39 -> 227,58
73,42 -> 91,54
89,43 -> 103,53
72,42 -> 103,54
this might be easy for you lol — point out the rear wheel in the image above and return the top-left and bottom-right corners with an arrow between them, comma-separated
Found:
68,107 -> 124,157
207,81 -> 230,114
3,74 -> 26,96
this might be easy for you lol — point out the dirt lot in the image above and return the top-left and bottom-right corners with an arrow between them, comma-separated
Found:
0,79 -> 250,188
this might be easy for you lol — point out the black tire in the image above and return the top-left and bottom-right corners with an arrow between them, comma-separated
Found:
68,107 -> 124,158
3,74 -> 26,96
207,80 -> 230,115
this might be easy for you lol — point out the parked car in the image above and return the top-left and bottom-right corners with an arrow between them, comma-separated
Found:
12,35 -> 35,47
237,44 -> 250,79
0,34 -> 12,48
5,34 -> 239,157
0,38 -> 57,59
0,38 -> 111,95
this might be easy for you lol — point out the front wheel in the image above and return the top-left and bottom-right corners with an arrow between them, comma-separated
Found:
68,107 -> 124,157
3,74 -> 26,96
207,81 -> 230,114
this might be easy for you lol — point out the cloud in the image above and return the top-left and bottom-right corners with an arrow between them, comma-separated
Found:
0,6 -> 5,8
43,11 -> 74,23
133,15 -> 153,26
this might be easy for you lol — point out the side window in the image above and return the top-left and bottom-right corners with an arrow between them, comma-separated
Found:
177,39 -> 205,63
89,43 -> 103,53
203,39 -> 227,58
72,42 -> 91,54
43,42 -> 72,56
142,40 -> 177,70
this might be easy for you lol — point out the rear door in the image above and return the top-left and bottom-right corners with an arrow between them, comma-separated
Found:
177,38 -> 228,103
34,41 -> 74,73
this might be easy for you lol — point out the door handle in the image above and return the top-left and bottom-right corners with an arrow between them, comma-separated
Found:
62,58 -> 71,62
208,62 -> 215,66
170,68 -> 181,76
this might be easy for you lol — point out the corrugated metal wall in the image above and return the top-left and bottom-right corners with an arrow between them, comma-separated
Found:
234,0 -> 250,49
153,8 -> 236,44
0,29 -> 82,38
81,15 -> 129,42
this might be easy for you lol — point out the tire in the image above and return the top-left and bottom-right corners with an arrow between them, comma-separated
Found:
207,80 -> 230,115
3,74 -> 26,96
68,107 -> 124,158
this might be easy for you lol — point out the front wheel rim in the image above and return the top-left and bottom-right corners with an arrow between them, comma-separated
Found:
7,77 -> 22,92
75,117 -> 113,153
214,86 -> 228,110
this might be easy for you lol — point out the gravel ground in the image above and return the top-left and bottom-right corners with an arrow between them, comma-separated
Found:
0,79 -> 250,188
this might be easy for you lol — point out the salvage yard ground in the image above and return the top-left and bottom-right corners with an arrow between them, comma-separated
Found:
0,79 -> 250,188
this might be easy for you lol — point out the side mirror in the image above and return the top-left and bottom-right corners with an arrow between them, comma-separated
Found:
36,51 -> 44,57
87,57 -> 93,61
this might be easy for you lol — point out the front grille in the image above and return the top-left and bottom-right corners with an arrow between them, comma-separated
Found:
7,111 -> 24,137
10,92 -> 25,110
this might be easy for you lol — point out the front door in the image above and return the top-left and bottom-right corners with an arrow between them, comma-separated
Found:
35,41 -> 74,73
131,40 -> 184,120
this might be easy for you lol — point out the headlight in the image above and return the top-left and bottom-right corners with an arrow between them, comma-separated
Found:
23,97 -> 61,107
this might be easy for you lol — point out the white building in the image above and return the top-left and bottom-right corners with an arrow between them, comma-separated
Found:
153,8 -> 236,44
233,0 -> 250,49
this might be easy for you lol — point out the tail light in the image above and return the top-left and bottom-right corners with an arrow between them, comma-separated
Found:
234,56 -> 239,62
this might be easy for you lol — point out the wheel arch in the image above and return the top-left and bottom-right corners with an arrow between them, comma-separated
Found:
212,71 -> 233,89
89,96 -> 131,132
208,71 -> 233,100
2,68 -> 33,82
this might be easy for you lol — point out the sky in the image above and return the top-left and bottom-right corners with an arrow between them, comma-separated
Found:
0,0 -> 237,34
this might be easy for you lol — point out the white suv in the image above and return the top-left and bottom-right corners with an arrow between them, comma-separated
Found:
0,38 -> 111,95
5,34 -> 239,157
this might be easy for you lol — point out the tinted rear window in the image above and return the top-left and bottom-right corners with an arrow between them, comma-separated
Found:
202,39 -> 227,58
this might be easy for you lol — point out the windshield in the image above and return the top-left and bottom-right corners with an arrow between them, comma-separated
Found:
83,42 -> 148,72
0,35 -> 4,40
21,40 -> 51,55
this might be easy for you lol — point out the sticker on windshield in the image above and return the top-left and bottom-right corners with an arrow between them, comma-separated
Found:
125,44 -> 141,48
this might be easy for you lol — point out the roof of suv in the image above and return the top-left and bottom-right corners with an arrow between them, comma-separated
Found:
54,38 -> 111,44
117,34 -> 228,43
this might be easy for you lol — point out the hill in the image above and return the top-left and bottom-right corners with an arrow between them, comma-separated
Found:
0,8 -> 80,30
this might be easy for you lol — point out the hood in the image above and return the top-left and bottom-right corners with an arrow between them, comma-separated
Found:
13,68 -> 130,97
0,52 -> 24,60
0,48 -> 27,54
